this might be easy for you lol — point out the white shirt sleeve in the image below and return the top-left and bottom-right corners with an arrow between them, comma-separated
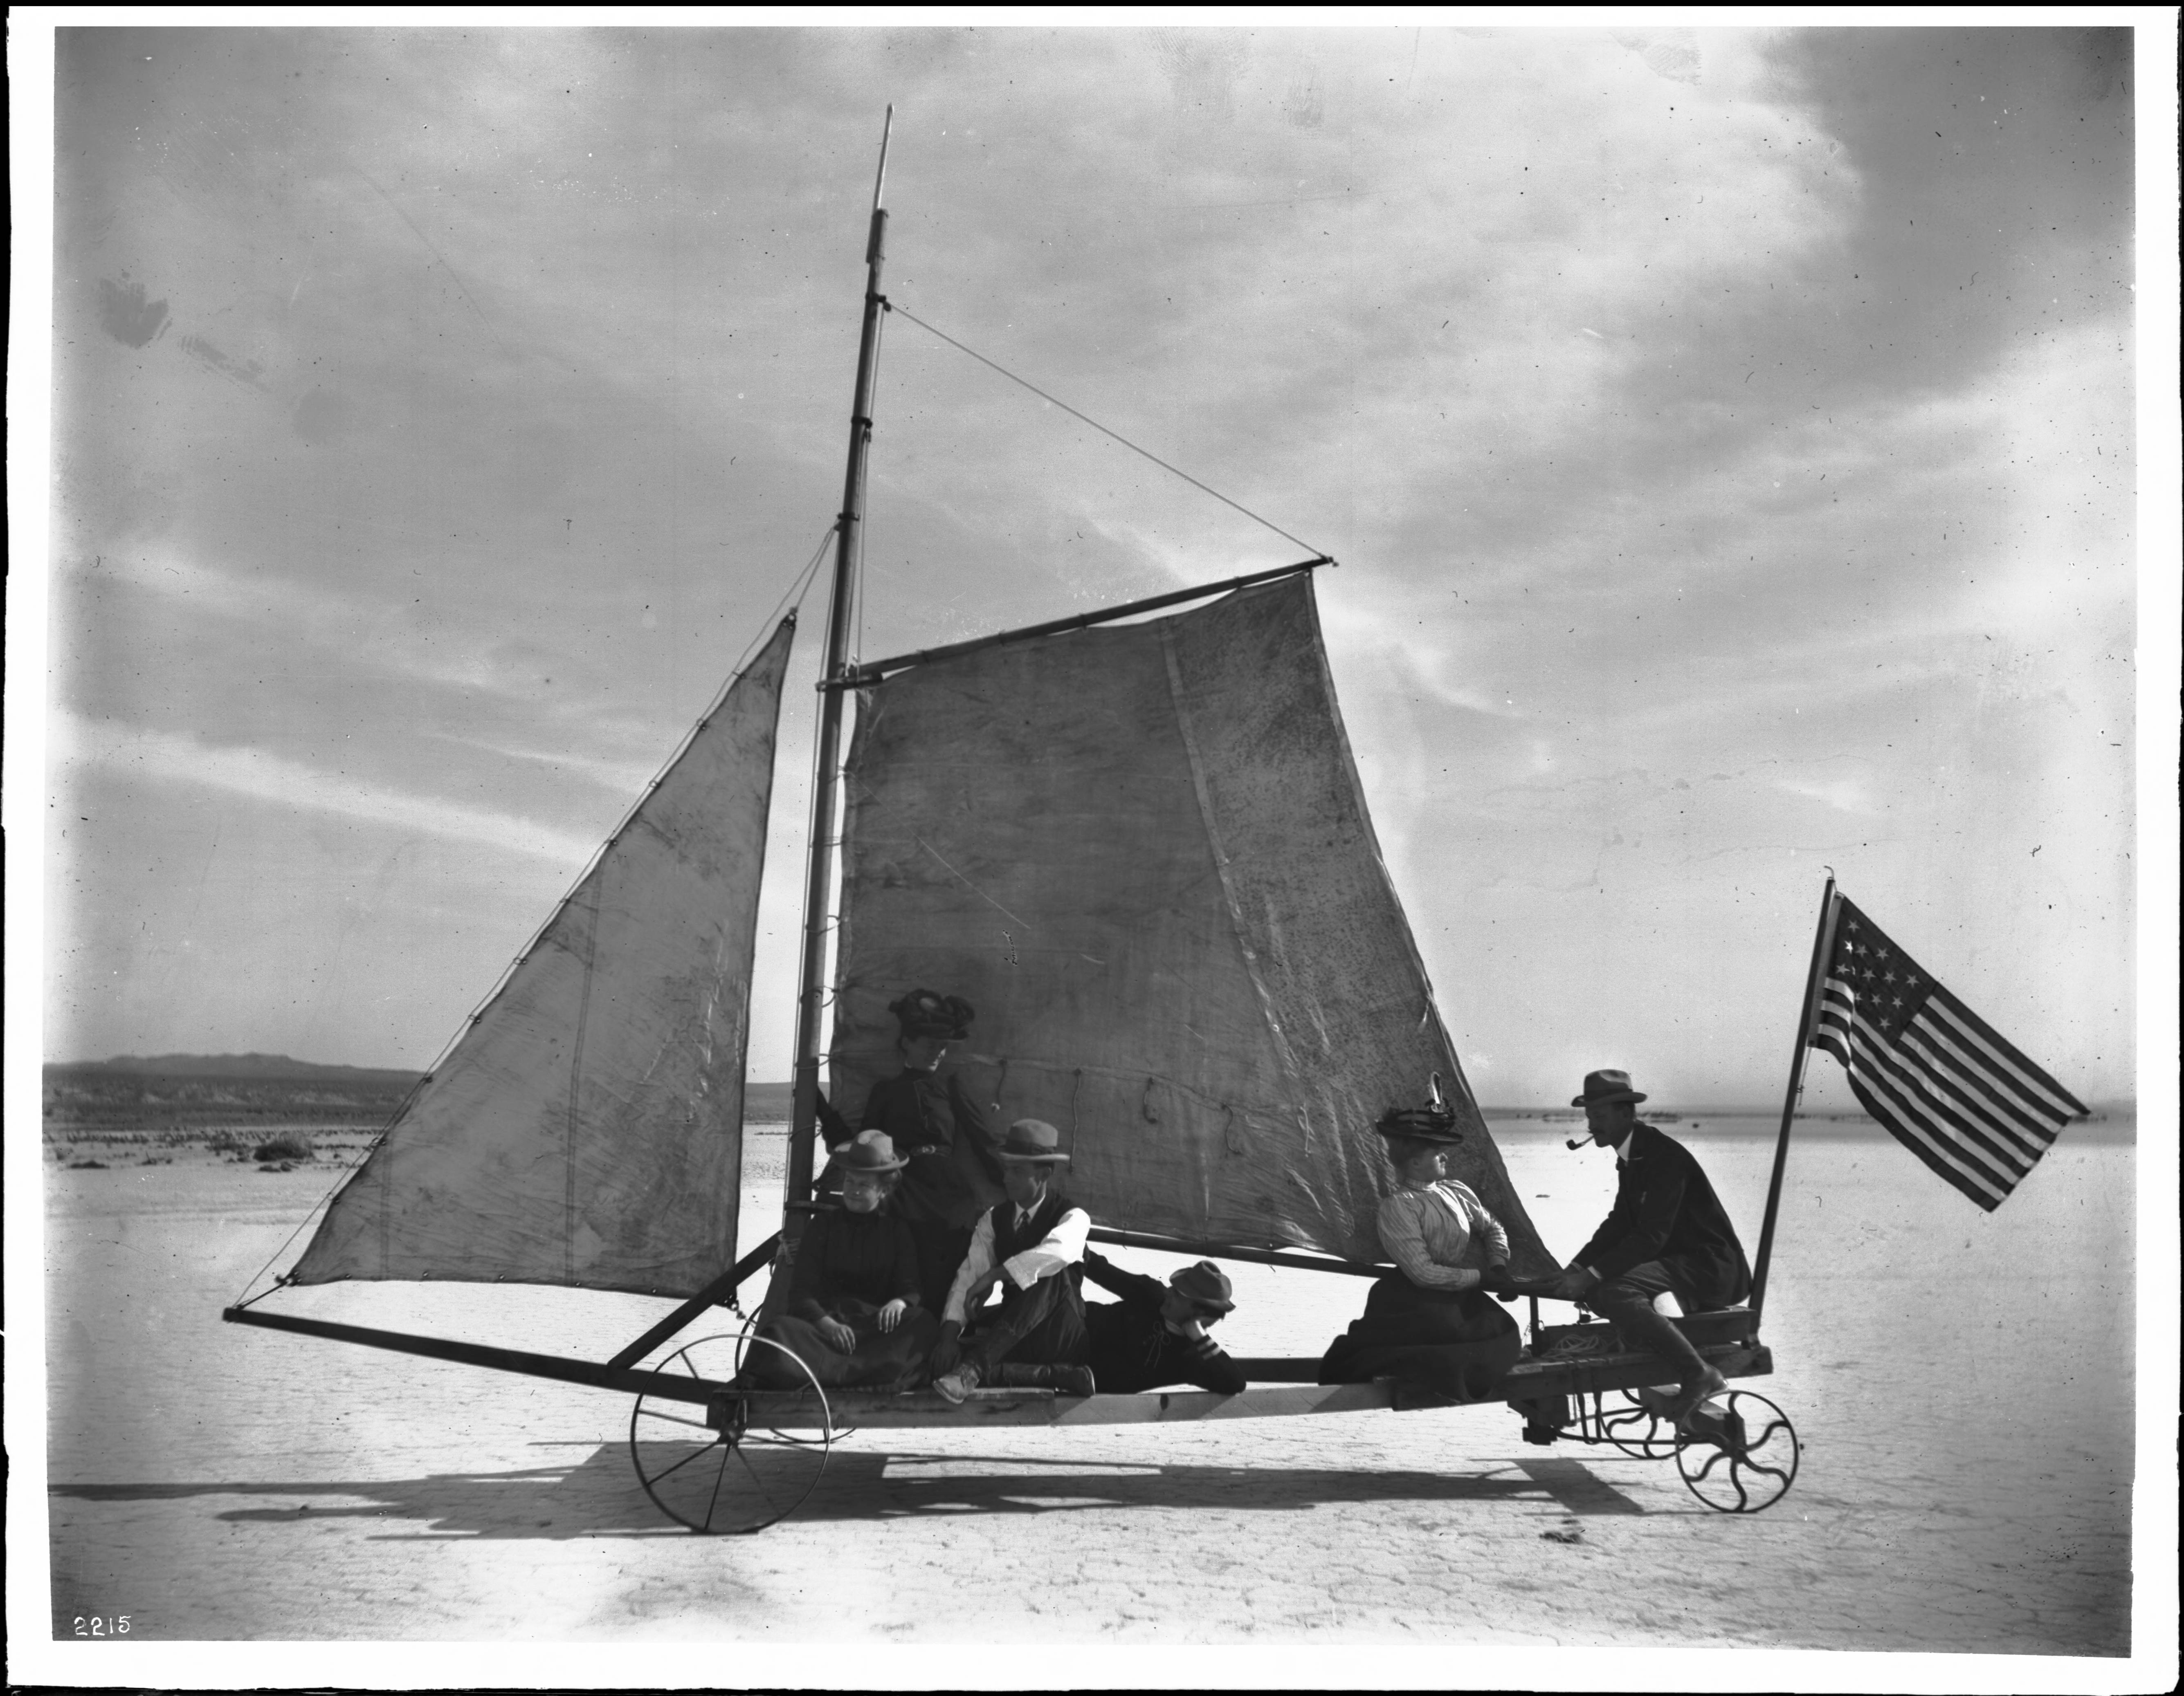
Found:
1377,1189 -> 1476,1289
1000,1205 -> 1090,1292
943,1211 -> 996,1324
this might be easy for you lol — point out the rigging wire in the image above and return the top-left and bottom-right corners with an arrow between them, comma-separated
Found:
227,529 -> 840,1306
885,299 -> 1326,559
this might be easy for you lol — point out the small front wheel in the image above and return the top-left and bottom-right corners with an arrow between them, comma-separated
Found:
629,1333 -> 831,1533
1599,1388 -> 1681,1460
1675,1389 -> 1799,1514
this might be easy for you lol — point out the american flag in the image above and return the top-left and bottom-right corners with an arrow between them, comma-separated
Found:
1809,893 -> 2087,1211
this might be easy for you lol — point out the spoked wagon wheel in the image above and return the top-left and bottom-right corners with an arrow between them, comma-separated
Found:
629,1333 -> 831,1534
1598,1389 -> 1682,1460
725,1315 -> 854,1445
1674,1389 -> 1800,1514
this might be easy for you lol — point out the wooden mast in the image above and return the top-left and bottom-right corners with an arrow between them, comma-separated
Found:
786,108 -> 895,1216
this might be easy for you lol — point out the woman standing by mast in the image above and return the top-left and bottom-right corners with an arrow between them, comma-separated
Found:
851,989 -> 1006,1313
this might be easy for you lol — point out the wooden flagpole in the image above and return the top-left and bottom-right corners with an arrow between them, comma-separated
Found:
1746,874 -> 1841,1326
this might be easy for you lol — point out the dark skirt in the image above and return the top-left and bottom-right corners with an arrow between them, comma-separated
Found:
1317,1274 -> 1523,1401
752,1300 -> 941,1391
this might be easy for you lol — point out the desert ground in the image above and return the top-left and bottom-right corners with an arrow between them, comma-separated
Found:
27,1108 -> 2152,1685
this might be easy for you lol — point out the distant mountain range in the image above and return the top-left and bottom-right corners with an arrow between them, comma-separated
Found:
49,1054 -> 800,1108
53,1053 -> 424,1084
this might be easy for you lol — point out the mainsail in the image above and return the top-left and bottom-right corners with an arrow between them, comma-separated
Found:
829,576 -> 1556,1277
289,617 -> 796,1298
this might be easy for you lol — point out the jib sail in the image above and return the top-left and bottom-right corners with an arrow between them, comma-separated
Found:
288,616 -> 796,1297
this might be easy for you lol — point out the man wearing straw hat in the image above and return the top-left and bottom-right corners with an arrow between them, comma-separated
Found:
1553,1069 -> 1751,1427
930,1119 -> 1095,1402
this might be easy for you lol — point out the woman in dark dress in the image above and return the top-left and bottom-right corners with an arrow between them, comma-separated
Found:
852,989 -> 1006,1310
751,1131 -> 940,1390
1319,1092 -> 1524,1401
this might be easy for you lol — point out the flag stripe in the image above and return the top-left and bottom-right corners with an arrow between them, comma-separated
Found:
1922,993 -> 2087,1119
1902,1005 -> 2061,1133
1817,996 -> 2034,1185
1845,1073 -> 2008,1211
1815,1022 -> 2013,1208
1838,1014 -> 2029,1184
1896,1017 -> 2065,1158
1843,1010 -> 2036,1184
1897,1020 -> 2067,1157
1817,1017 -> 2018,1205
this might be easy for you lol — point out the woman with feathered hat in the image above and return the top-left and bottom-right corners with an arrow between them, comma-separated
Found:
1317,1081 -> 1525,1400
843,988 -> 1007,1317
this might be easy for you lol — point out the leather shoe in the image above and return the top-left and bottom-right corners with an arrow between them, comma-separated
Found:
932,1362 -> 982,1404
1663,1366 -> 1729,1428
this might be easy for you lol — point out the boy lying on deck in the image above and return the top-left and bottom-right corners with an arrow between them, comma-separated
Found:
1080,1250 -> 1247,1396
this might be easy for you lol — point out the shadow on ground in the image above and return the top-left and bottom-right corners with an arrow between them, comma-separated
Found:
50,1447 -> 1660,1541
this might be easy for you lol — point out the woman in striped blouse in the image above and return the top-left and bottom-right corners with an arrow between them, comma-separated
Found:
1318,1092 -> 1523,1396
1369,1104 -> 1517,1337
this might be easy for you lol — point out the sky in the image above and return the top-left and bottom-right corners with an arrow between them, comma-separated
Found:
17,19 -> 2171,1108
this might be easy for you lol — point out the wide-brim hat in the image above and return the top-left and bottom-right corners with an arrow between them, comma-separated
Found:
1373,1105 -> 1465,1146
1572,1068 -> 1647,1108
889,988 -> 974,1041
997,1118 -> 1071,1163
838,1129 -> 908,1173
1169,1259 -> 1235,1314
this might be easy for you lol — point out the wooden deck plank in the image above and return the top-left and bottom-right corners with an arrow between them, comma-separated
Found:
732,1381 -> 1400,1429
719,1342 -> 1773,1430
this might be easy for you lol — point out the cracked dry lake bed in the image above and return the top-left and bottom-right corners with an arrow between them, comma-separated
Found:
40,1116 -> 2137,1654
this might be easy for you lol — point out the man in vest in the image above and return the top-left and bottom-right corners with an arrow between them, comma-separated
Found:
1551,1069 -> 1752,1427
930,1119 -> 1094,1402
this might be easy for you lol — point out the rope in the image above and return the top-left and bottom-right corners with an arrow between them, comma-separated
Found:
231,1176 -> 349,1306
731,525 -> 838,682
885,300 -> 1326,557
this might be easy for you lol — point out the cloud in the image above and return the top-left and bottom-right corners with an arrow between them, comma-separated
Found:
36,26 -> 2140,1096
65,549 -> 530,702
50,707 -> 600,867
1772,774 -> 1879,816
427,729 -> 656,797
49,546 -> 724,798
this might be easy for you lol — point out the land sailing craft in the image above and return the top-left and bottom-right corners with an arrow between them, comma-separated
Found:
226,112 -> 1809,1532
